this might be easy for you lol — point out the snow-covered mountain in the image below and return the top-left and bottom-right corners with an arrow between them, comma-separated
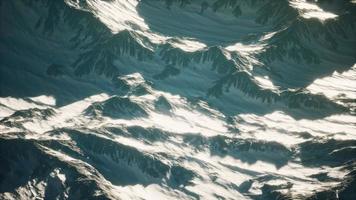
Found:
0,0 -> 356,199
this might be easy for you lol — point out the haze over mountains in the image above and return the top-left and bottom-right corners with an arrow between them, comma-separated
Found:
0,0 -> 356,199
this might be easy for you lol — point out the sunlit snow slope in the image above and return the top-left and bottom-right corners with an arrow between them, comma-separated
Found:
0,0 -> 356,199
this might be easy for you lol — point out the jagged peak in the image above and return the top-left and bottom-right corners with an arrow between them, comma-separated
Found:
66,129 -> 195,187
1,108 -> 55,122
113,73 -> 153,96
84,96 -> 148,119
207,71 -> 349,115
72,30 -> 154,78
160,44 -> 240,74
183,134 -> 293,168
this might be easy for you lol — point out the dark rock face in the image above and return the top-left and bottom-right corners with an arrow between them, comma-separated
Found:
84,96 -> 148,119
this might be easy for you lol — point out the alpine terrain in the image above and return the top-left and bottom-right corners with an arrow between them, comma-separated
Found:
0,0 -> 356,199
